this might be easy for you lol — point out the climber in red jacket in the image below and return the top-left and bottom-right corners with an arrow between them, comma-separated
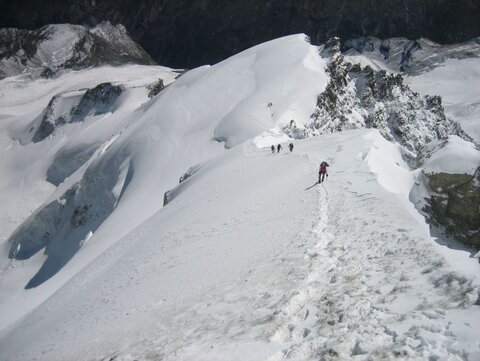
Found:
319,161 -> 329,183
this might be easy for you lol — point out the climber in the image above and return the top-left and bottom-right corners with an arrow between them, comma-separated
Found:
277,144 -> 283,153
319,161 -> 329,183
289,143 -> 294,152
271,145 -> 275,153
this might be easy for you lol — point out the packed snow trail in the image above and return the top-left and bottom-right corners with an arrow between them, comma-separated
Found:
0,134 -> 321,360
264,132 -> 480,361
1,129 -> 478,361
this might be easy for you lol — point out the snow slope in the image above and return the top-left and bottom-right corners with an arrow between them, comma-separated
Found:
0,34 -> 328,331
0,64 -> 178,327
0,33 -> 479,361
421,135 -> 480,175
1,130 -> 479,361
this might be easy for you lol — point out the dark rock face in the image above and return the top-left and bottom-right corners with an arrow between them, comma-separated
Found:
0,22 -> 155,79
1,0 -> 480,68
71,82 -> 123,122
32,82 -> 123,142
148,78 -> 165,98
423,168 -> 480,248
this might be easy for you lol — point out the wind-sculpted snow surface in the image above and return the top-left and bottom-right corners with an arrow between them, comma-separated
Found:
8,139 -> 129,288
0,64 -> 177,328
0,34 -> 479,360
1,131 -> 479,361
0,34 -> 328,329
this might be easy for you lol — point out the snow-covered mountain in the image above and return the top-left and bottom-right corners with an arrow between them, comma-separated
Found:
343,36 -> 480,143
343,36 -> 480,75
290,38 -> 470,156
3,0 -> 480,68
0,22 -> 155,79
0,33 -> 479,361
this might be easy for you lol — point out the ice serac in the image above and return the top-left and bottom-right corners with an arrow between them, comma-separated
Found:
0,22 -> 155,79
8,151 -> 128,289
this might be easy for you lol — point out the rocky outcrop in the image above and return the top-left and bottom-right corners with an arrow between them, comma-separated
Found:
32,90 -> 84,142
148,78 -> 165,98
164,166 -> 199,206
423,169 -> 480,248
0,22 -> 154,79
71,82 -> 123,121
1,0 -> 480,68
295,38 -> 470,155
412,136 -> 480,249
32,82 -> 123,142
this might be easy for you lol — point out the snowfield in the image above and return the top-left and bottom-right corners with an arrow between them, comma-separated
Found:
2,131 -> 479,361
0,34 -> 479,360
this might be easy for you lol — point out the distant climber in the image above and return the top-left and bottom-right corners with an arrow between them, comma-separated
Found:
289,143 -> 294,152
277,144 -> 283,153
319,161 -> 329,183
271,145 -> 275,153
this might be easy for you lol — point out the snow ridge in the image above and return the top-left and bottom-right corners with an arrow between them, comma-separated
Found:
0,34 -> 479,361
265,135 -> 479,360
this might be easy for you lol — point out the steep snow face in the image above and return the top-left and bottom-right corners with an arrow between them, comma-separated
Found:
0,34 -> 329,329
1,130 -> 479,361
0,22 -> 155,79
